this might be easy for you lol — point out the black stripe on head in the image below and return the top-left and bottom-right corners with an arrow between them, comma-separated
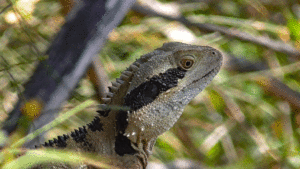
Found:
115,68 -> 186,156
124,68 -> 186,110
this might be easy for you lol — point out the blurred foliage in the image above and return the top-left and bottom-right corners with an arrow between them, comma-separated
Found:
1,0 -> 300,168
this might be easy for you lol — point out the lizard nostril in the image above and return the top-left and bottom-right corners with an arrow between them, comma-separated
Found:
212,51 -> 216,55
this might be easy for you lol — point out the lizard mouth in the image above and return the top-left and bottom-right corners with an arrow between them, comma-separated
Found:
191,65 -> 220,85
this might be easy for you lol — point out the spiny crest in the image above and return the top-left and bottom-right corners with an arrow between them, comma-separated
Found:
101,61 -> 141,106
99,51 -> 157,111
39,134 -> 69,148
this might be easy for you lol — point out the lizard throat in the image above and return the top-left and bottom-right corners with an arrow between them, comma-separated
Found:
115,67 -> 186,156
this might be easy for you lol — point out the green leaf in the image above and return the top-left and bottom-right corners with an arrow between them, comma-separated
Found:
287,15 -> 300,40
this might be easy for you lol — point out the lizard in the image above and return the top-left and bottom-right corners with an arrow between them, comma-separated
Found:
30,42 -> 223,169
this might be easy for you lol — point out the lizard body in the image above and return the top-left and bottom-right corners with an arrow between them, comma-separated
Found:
31,42 -> 222,169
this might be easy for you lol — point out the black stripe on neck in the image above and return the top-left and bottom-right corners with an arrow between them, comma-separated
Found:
115,68 -> 186,156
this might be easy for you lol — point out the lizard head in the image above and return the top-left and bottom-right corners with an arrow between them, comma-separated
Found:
119,42 -> 222,142
127,42 -> 222,95
161,42 -> 222,98
116,42 -> 222,159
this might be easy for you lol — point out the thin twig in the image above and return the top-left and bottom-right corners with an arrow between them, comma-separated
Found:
0,3 -> 12,14
87,57 -> 110,103
7,0 -> 43,57
0,55 -> 26,103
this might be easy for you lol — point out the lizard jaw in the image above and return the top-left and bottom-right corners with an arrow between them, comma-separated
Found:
191,64 -> 221,86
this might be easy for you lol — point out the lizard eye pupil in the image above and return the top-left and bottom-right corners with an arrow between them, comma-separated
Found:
185,61 -> 191,67
180,56 -> 194,70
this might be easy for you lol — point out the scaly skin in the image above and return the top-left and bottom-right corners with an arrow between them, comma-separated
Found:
32,42 -> 222,169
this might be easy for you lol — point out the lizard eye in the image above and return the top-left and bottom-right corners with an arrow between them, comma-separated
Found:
179,56 -> 195,70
